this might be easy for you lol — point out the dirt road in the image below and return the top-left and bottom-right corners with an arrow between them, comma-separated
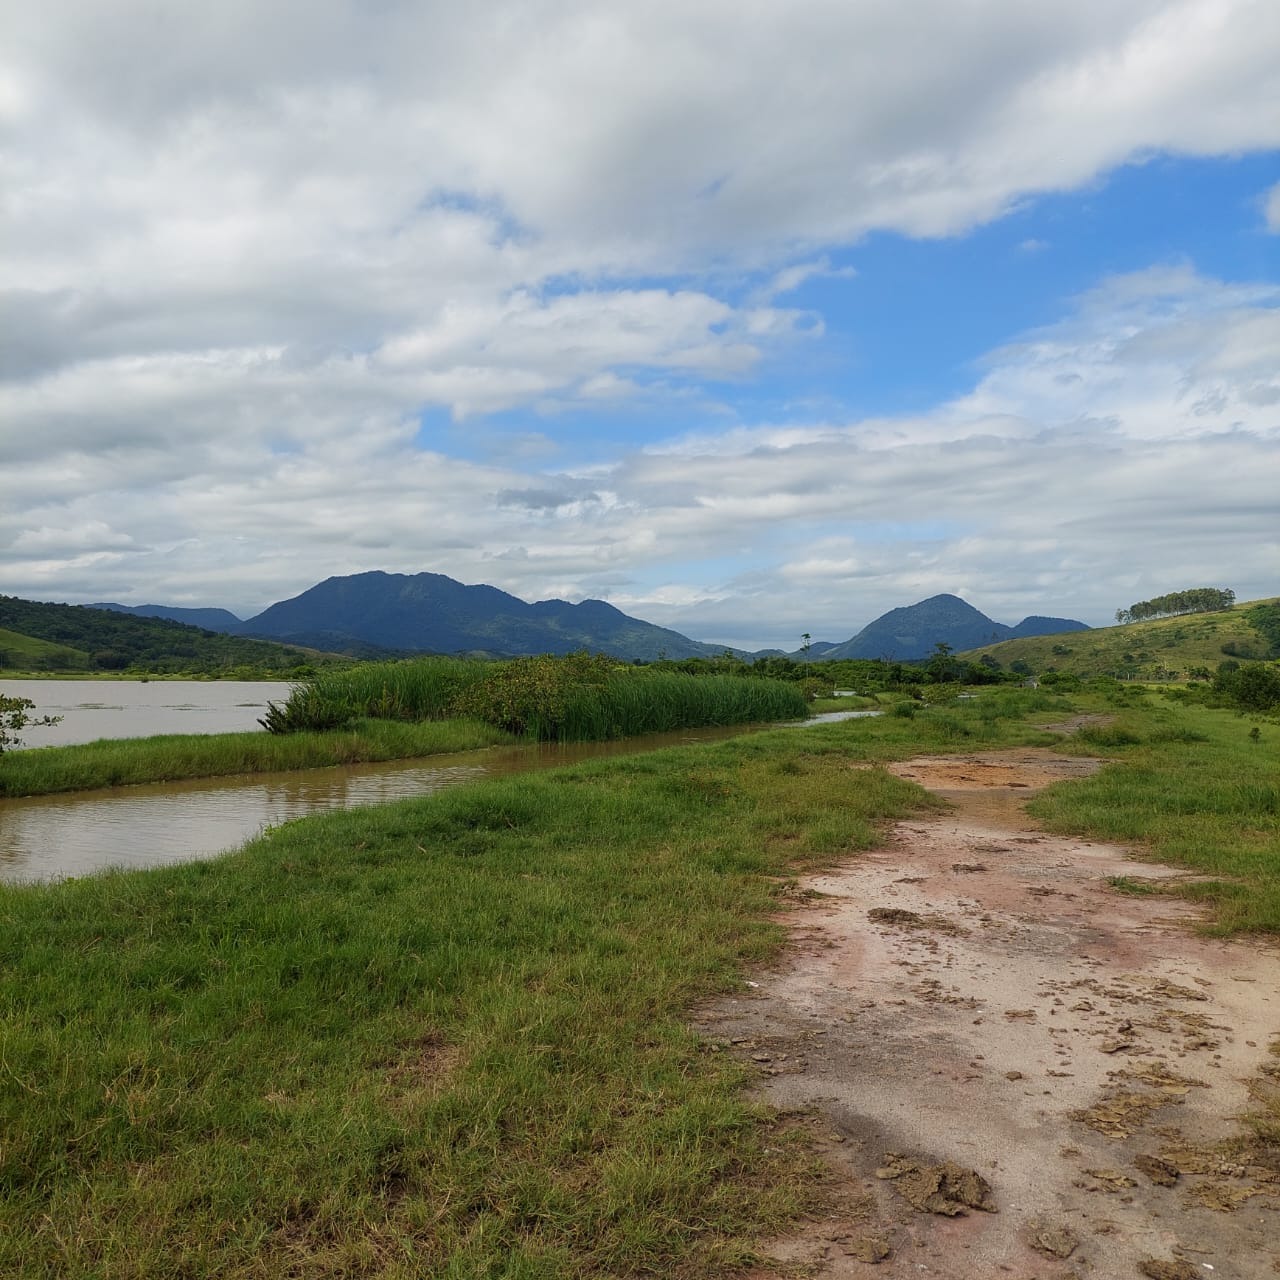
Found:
696,747 -> 1280,1278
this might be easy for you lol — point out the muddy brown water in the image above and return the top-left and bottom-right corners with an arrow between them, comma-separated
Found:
0,679 -> 294,748
0,709 -> 879,884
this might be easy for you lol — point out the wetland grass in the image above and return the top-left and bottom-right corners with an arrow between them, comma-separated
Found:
0,718 -> 512,798
270,654 -> 810,741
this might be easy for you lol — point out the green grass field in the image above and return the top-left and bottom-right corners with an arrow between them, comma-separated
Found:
1029,694 -> 1280,934
0,690 -> 1067,1278
1,686 -> 1276,1276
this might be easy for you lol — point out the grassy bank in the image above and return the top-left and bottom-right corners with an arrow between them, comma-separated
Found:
0,691 -> 1067,1278
1029,694 -> 1280,934
0,719 -> 513,799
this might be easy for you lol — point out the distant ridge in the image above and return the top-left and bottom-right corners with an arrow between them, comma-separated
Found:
92,602 -> 245,632
822,594 -> 1089,662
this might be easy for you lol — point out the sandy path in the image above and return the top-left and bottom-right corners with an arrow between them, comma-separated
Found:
696,748 -> 1280,1278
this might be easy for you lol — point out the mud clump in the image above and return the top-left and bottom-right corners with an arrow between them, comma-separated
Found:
1072,1090 -> 1175,1138
867,907 -> 924,927
1026,1220 -> 1079,1259
1150,978 -> 1209,1002
867,906 -> 968,935
1134,1154 -> 1180,1186
1138,1259 -> 1199,1280
845,1234 -> 891,1263
1083,1167 -> 1137,1191
874,1154 -> 996,1216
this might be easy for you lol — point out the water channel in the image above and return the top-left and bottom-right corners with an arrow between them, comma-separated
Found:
0,685 -> 878,884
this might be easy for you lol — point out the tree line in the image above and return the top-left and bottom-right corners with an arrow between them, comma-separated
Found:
1114,587 -> 1235,625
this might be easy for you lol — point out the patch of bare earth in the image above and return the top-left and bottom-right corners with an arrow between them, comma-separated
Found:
695,749 -> 1280,1278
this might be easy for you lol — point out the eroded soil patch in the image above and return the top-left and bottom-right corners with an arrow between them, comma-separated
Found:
697,749 -> 1280,1278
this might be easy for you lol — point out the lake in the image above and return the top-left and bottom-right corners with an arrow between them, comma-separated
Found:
0,679 -> 295,748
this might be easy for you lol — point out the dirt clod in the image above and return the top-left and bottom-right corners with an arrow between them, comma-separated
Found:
845,1234 -> 891,1263
1027,1220 -> 1080,1259
1138,1259 -> 1200,1280
1072,1090 -> 1175,1138
867,907 -> 965,935
1134,1154 -> 1180,1186
874,1154 -> 996,1216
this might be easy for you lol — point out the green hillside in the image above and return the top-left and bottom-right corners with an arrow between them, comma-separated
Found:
0,596 -> 343,676
0,626 -> 88,671
962,597 -> 1280,680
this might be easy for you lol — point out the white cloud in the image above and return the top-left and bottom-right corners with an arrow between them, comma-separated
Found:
4,261 -> 1275,647
1265,180 -> 1280,232
3,3 -> 1279,643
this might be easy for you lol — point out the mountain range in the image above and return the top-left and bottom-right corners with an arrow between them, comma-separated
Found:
820,594 -> 1089,662
91,573 -> 1088,663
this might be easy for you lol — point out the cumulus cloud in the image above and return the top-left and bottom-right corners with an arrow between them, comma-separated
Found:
2,2 -> 1278,643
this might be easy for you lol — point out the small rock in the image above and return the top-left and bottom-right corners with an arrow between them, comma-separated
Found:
1005,1070 -> 1025,1081
1099,1038 -> 1135,1054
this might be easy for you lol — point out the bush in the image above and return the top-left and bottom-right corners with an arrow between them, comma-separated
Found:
450,653 -> 616,737
1040,671 -> 1081,691
1214,662 -> 1280,713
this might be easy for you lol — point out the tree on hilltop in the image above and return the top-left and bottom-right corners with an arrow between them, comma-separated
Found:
1114,588 -> 1235,625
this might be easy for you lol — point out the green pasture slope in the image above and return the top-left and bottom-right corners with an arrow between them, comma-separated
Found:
0,595 -> 334,676
0,625 -> 88,671
1,686 -> 1276,1276
964,596 -> 1280,680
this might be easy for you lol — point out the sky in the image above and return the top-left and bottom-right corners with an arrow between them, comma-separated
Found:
2,0 -> 1278,651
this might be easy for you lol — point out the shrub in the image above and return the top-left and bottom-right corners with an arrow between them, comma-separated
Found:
1214,662 -> 1280,713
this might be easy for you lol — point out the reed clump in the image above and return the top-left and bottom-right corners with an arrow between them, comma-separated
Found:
266,653 -> 809,741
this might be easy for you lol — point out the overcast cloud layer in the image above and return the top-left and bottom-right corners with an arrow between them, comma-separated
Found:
2,0 -> 1278,648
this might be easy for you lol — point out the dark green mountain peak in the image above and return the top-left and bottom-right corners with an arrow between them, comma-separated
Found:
239,571 -> 723,661
824,594 -> 1088,661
